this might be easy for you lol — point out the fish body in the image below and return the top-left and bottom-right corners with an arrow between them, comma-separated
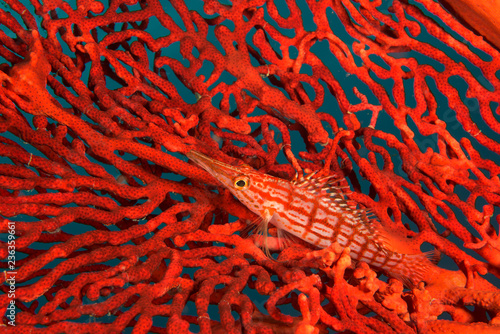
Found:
188,150 -> 435,285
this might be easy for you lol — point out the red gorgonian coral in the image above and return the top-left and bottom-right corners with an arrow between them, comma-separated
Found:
1,0 -> 500,333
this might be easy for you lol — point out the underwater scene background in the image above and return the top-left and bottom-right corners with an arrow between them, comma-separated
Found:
1,0 -> 500,333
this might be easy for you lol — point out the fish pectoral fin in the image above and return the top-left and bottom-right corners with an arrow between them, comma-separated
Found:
262,208 -> 275,224
239,215 -> 263,238
275,228 -> 304,250
255,209 -> 276,258
253,209 -> 305,258
241,209 -> 278,258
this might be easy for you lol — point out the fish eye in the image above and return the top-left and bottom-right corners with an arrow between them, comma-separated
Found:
234,176 -> 249,189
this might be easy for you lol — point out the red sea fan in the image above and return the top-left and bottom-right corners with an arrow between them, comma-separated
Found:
0,0 -> 500,333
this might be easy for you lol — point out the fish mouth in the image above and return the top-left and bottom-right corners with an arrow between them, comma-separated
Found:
186,150 -> 235,177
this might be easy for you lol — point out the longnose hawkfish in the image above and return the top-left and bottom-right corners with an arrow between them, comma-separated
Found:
187,150 -> 437,286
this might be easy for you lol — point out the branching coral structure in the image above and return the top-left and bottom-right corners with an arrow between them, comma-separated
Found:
0,0 -> 500,333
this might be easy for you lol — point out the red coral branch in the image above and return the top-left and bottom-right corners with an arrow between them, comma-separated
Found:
0,0 -> 500,333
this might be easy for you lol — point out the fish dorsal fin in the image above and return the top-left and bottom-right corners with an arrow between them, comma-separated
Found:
291,172 -> 398,256
292,171 -> 350,197
422,249 -> 441,264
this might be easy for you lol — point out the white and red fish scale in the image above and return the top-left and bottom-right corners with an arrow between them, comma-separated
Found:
187,150 -> 435,285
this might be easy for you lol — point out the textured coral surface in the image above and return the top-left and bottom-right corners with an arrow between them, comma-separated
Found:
1,0 -> 500,333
